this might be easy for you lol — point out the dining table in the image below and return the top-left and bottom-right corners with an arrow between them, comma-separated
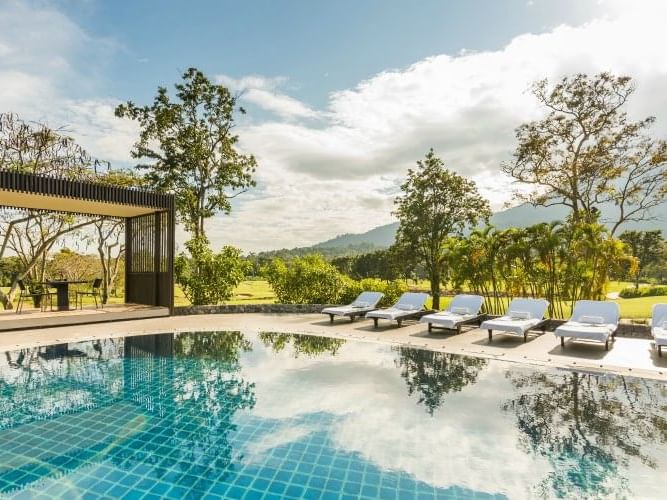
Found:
40,280 -> 89,311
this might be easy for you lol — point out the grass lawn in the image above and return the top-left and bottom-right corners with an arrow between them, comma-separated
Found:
4,279 -> 664,319
612,295 -> 665,320
174,280 -> 276,307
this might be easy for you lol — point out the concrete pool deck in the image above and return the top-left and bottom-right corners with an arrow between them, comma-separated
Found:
1,313 -> 666,381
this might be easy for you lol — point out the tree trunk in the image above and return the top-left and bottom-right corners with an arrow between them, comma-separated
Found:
430,267 -> 441,310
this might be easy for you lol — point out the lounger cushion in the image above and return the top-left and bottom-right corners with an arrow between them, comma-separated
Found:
554,321 -> 616,342
653,326 -> 667,346
396,303 -> 417,311
448,295 -> 484,315
480,316 -> 543,336
580,315 -> 604,325
506,298 -> 550,321
367,307 -> 420,320
322,305 -> 374,317
508,310 -> 531,320
570,300 -> 620,325
322,291 -> 384,318
420,311 -> 476,330
451,306 -> 470,315
651,304 -> 667,328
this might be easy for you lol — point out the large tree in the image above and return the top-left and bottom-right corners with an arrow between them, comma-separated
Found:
394,149 -> 491,309
503,73 -> 667,234
115,67 -> 257,240
0,113 -> 102,308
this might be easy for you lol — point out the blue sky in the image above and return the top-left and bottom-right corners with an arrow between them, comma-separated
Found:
55,0 -> 599,109
1,0 -> 666,251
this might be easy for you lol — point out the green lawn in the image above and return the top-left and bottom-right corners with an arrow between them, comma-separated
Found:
611,296 -> 664,320
174,280 -> 276,307
5,279 -> 665,319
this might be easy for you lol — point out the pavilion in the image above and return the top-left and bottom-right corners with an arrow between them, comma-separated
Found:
0,169 -> 175,330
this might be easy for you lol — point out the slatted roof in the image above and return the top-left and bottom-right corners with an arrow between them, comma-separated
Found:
0,169 -> 174,217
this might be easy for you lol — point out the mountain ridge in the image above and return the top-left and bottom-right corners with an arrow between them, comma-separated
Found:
309,202 -> 667,250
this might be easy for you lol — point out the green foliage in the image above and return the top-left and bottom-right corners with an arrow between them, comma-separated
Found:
394,149 -> 491,308
504,72 -> 667,235
448,218 -> 633,318
0,257 -> 22,287
262,254 -> 406,305
395,347 -> 488,415
174,331 -> 252,363
618,286 -> 667,298
175,237 -> 250,306
339,277 -> 407,307
331,246 -> 421,282
116,67 -> 257,239
503,371 -> 667,497
258,332 -> 345,358
619,230 -> 664,289
46,248 -> 99,281
262,254 -> 348,304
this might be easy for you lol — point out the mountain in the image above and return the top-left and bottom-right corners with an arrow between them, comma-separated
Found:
308,202 -> 667,250
313,223 -> 399,249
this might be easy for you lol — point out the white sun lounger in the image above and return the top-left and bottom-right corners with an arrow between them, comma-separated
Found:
554,300 -> 620,350
321,291 -> 384,323
481,298 -> 549,342
419,294 -> 484,334
366,292 -> 429,328
651,303 -> 667,356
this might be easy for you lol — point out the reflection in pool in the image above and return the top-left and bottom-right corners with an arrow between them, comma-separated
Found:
0,331 -> 665,498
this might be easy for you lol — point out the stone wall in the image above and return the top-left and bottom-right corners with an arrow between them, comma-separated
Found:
174,304 -> 328,315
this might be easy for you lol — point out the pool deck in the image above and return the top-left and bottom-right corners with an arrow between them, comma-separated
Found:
1,313 -> 666,381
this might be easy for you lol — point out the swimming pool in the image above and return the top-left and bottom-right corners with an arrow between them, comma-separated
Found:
0,330 -> 665,499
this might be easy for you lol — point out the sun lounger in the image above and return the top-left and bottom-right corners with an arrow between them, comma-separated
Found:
554,300 -> 620,350
651,303 -> 667,356
419,294 -> 484,334
481,298 -> 549,342
321,291 -> 384,323
366,292 -> 429,328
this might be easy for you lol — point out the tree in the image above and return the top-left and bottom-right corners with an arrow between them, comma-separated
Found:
259,332 -> 346,358
46,248 -> 98,282
91,169 -> 144,303
503,370 -> 667,497
503,73 -> 667,235
394,347 -> 487,415
115,67 -> 257,240
620,230 -> 664,289
394,149 -> 491,309
0,113 -> 103,308
0,256 -> 22,287
174,237 -> 250,306
92,220 -> 125,303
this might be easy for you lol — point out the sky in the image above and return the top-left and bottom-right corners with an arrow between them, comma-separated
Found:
1,0 -> 667,252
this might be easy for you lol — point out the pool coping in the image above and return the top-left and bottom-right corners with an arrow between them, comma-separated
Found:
1,312 -> 665,382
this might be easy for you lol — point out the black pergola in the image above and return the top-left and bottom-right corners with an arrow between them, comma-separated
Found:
0,169 -> 175,312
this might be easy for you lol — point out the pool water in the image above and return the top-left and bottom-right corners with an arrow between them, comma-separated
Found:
0,331 -> 665,499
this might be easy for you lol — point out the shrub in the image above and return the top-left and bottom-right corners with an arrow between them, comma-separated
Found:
262,254 -> 348,304
619,286 -> 667,298
262,255 -> 409,305
175,237 -> 250,305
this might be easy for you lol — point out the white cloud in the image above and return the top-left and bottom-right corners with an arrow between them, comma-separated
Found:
216,73 -> 320,120
0,1 -> 135,165
222,0 -> 667,251
235,339 -> 667,498
2,0 -> 667,251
